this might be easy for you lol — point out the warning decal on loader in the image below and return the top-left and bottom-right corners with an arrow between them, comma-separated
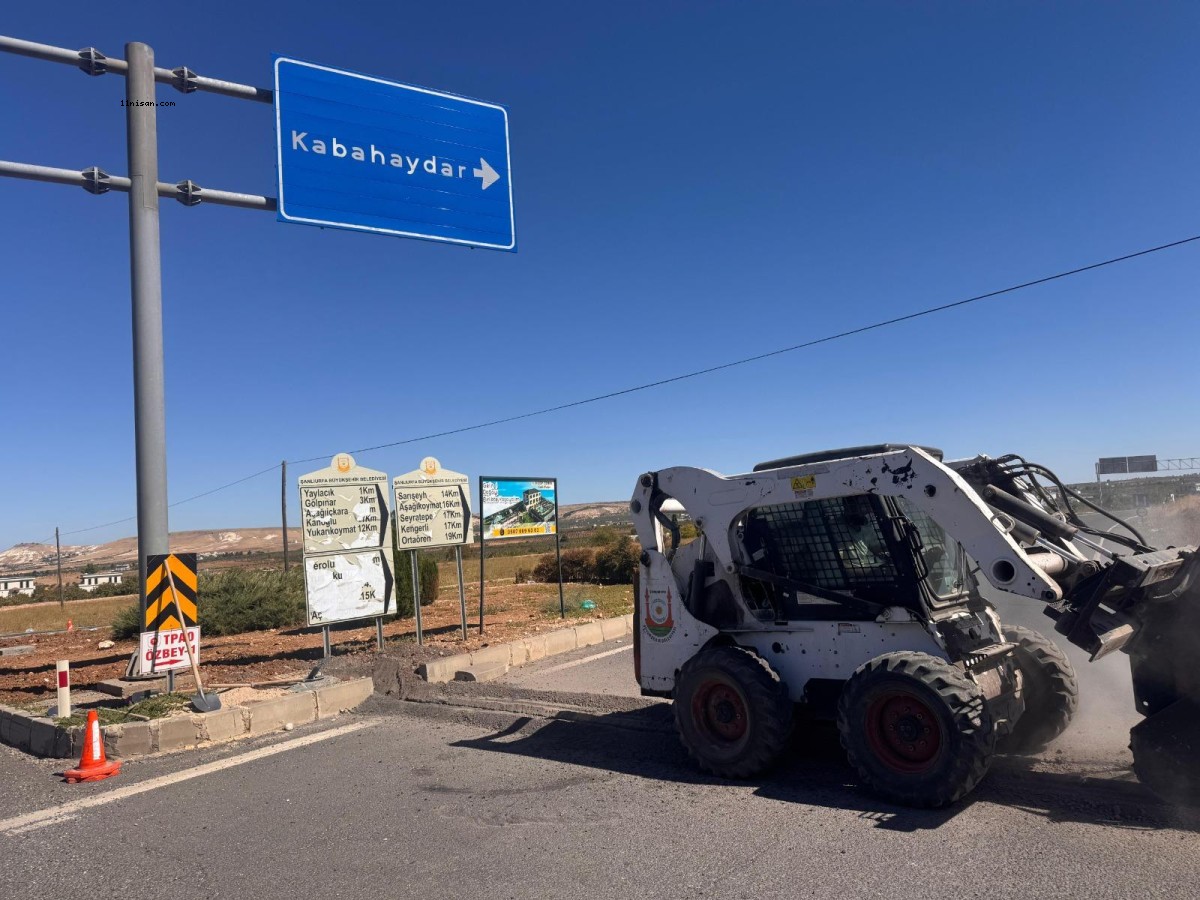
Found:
791,475 -> 816,498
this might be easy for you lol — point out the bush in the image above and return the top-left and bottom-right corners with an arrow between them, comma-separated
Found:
198,567 -> 306,636
390,552 -> 440,619
532,547 -> 592,584
593,538 -> 639,585
111,603 -> 142,639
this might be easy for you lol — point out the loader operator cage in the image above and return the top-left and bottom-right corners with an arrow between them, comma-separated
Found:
736,493 -> 970,619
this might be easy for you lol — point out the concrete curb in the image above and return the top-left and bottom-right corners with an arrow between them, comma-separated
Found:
0,676 -> 374,760
417,613 -> 635,683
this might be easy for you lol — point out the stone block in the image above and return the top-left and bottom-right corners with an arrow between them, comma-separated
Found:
453,661 -> 508,683
153,715 -> 200,752
600,617 -> 627,641
199,707 -> 246,743
574,622 -> 605,649
247,692 -> 316,736
95,678 -> 167,699
104,722 -> 153,758
470,645 -> 511,669
0,712 -> 32,751
27,719 -> 69,758
419,655 -> 468,683
506,640 -> 528,666
314,678 -> 373,717
544,628 -> 577,656
521,635 -> 549,663
0,644 -> 35,657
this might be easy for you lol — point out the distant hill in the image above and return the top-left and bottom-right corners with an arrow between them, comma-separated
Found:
0,502 -> 630,575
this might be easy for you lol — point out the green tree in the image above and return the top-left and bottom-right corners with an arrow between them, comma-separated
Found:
390,551 -> 440,618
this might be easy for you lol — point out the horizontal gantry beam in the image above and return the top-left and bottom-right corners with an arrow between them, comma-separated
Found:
0,35 -> 272,103
0,160 -> 276,211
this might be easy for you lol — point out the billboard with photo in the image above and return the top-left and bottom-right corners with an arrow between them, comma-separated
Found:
480,477 -> 557,540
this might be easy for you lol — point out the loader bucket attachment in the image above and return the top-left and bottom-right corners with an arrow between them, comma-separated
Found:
1124,553 -> 1200,805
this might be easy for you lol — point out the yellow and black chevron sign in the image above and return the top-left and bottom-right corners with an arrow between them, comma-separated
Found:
143,553 -> 198,632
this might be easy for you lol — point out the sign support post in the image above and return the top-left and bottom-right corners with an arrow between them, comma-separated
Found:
126,42 -> 171,627
455,546 -> 468,640
479,480 -> 486,635
375,616 -> 384,650
411,551 -> 423,645
555,529 -> 565,619
321,625 -> 331,658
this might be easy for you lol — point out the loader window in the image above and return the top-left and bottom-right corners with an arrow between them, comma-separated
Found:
893,497 -> 968,601
742,496 -> 908,616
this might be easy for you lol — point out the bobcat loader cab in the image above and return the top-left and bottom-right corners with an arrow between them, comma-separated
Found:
630,444 -> 1080,807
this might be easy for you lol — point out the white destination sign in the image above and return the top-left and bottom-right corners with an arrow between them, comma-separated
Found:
298,453 -> 391,555
392,457 -> 472,549
304,549 -> 392,626
138,627 -> 200,675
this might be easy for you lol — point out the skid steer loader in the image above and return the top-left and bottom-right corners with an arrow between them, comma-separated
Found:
630,444 -> 1200,807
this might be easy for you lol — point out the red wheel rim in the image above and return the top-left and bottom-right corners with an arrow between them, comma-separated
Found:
692,680 -> 748,744
864,689 -> 943,774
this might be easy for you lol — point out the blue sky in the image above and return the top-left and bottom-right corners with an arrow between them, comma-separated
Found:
2,1 -> 1198,550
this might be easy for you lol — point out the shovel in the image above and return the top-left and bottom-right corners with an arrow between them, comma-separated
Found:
164,565 -> 221,713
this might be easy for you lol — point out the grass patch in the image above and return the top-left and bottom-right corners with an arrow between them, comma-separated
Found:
437,552 -> 543,587
55,692 -> 193,728
0,595 -> 131,634
127,692 -> 193,718
537,584 -> 633,619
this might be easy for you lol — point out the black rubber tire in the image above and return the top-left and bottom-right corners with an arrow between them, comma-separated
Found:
1000,624 -> 1079,754
837,651 -> 995,808
673,645 -> 792,778
1130,698 -> 1200,807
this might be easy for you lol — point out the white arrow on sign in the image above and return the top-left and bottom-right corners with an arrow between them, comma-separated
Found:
473,158 -> 500,191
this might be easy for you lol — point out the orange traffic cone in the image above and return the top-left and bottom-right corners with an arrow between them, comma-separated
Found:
63,710 -> 121,783
66,619 -> 73,632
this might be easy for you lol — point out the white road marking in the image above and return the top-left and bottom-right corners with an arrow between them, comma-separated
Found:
0,720 -> 376,836
525,644 -> 632,677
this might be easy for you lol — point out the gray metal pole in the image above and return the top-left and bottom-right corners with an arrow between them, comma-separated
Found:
556,530 -> 565,619
281,460 -> 289,572
479,482 -> 485,635
126,43 -> 170,622
55,527 -> 64,609
322,625 -> 331,658
455,546 -> 467,641
411,550 -> 423,645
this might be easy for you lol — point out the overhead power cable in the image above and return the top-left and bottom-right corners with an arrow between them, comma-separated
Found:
291,233 -> 1200,464
39,231 -> 1200,541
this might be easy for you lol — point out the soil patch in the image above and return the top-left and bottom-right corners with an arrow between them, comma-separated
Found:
0,580 -> 632,704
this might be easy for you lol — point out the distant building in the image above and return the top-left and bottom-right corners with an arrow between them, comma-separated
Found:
80,572 -> 124,593
0,576 -> 35,599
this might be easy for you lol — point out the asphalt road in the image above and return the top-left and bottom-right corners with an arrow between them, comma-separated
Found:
3,601 -> 1197,900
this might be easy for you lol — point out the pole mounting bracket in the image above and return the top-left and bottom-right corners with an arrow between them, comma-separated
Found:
174,179 -> 203,206
171,66 -> 199,94
80,166 -> 111,194
76,47 -> 108,77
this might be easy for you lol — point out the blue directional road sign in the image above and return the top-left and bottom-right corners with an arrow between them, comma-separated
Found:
273,56 -> 515,251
